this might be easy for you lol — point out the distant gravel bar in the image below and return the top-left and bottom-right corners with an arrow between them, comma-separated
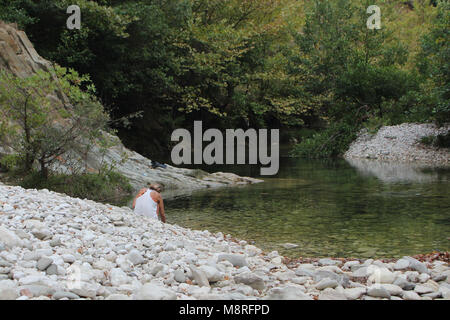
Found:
344,123 -> 450,165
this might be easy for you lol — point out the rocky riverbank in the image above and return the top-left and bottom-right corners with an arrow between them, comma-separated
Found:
0,183 -> 449,300
344,123 -> 450,165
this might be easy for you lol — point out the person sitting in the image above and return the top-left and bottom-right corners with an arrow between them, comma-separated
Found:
132,183 -> 166,223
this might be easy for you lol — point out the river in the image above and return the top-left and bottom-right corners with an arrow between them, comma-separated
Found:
162,155 -> 450,259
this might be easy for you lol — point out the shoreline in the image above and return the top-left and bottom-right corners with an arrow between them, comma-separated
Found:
344,123 -> 450,165
0,183 -> 449,300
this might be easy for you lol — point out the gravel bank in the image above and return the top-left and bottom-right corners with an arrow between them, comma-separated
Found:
0,183 -> 449,300
344,123 -> 450,165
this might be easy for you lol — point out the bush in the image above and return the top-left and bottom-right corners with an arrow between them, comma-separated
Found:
416,1 -> 450,124
0,67 -> 109,179
290,122 -> 359,158
15,170 -> 133,206
0,154 -> 21,172
363,116 -> 391,135
420,132 -> 450,149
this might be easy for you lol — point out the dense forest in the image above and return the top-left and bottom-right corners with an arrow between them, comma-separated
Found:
0,0 -> 449,159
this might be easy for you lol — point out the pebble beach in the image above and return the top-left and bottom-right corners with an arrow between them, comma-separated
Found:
0,183 -> 449,300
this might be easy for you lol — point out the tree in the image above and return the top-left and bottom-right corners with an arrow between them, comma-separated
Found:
417,0 -> 450,123
0,0 -> 36,27
288,0 -> 422,158
0,66 -> 109,178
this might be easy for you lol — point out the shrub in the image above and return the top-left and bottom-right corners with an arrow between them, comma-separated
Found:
0,154 -> 21,172
17,170 -> 133,206
290,122 -> 359,158
0,67 -> 110,179
420,132 -> 450,149
363,116 -> 391,135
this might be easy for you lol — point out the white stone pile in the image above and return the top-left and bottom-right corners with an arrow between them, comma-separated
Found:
345,123 -> 450,164
0,183 -> 449,300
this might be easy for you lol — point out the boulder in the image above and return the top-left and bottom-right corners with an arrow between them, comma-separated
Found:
368,267 -> 395,284
403,256 -> 429,274
394,259 -> 410,270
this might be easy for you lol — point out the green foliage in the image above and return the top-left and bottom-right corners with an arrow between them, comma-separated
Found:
290,123 -> 359,159
437,132 -> 450,148
1,0 -> 312,155
363,116 -> 391,135
288,0 -> 428,158
0,67 -> 109,178
178,0 -> 304,124
290,0 -> 420,122
420,132 -> 450,149
0,154 -> 21,171
0,0 -> 36,27
18,170 -> 133,206
0,0 -> 446,159
416,0 -> 450,124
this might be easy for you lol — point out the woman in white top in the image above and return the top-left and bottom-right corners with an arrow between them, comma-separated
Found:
132,183 -> 166,223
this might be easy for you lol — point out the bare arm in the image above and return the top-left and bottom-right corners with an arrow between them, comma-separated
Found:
132,188 -> 147,209
157,195 -> 166,223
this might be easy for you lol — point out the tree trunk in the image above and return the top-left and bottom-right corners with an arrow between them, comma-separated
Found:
23,94 -> 34,172
24,152 -> 33,172
40,158 -> 48,180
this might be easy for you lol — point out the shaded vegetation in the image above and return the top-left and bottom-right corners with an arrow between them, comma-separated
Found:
420,131 -> 450,148
1,169 -> 133,206
0,0 -> 448,159
0,67 -> 110,178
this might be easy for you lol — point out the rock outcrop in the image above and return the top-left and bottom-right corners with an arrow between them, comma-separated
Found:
0,21 -> 262,194
0,22 -> 52,78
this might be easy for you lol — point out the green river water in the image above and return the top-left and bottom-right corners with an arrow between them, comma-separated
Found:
163,156 -> 450,259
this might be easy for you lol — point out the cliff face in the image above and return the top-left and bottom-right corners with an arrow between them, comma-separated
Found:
0,22 -> 262,194
0,22 -> 49,77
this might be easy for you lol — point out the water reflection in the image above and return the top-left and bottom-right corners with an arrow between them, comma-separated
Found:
345,158 -> 449,183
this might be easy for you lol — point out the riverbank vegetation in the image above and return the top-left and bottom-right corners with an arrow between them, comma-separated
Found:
0,0 -> 448,160
0,168 -> 133,206
0,56 -> 132,204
